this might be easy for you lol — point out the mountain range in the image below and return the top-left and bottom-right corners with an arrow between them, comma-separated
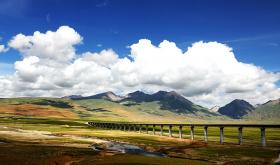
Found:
68,90 -> 213,115
65,91 -> 279,120
0,90 -> 278,122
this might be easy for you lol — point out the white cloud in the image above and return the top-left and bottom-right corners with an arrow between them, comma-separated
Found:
0,44 -> 9,53
0,26 -> 279,107
9,26 -> 82,63
81,49 -> 119,67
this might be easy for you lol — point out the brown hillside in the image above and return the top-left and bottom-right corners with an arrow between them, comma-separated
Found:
0,104 -> 78,119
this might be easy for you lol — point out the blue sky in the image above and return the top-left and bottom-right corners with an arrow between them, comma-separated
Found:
0,0 -> 280,72
0,0 -> 279,106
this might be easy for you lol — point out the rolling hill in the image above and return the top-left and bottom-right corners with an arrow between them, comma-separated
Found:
1,91 -> 278,123
244,98 -> 280,121
0,91 -> 226,123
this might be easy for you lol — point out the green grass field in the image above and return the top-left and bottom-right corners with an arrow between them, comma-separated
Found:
0,97 -> 279,164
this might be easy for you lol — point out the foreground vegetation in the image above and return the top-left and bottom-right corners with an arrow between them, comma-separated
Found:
0,116 -> 279,164
0,98 -> 279,164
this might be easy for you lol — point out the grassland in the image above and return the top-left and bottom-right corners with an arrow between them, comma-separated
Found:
0,115 -> 279,164
0,97 -> 279,164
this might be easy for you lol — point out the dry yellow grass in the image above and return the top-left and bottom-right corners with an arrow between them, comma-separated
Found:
0,104 -> 78,119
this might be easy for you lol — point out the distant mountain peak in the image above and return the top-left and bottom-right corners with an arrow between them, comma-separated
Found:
62,95 -> 83,99
210,106 -> 220,112
125,91 -> 152,102
149,90 -> 199,113
168,90 -> 180,95
231,99 -> 247,103
105,91 -> 115,94
218,99 -> 255,119
154,90 -> 168,94
94,91 -> 123,101
153,90 -> 181,97
263,98 -> 280,105
127,91 -> 148,96
153,90 -> 179,97
152,90 -> 191,102
70,91 -> 123,101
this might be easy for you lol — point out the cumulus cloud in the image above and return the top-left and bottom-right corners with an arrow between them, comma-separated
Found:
0,44 -> 9,53
9,26 -> 82,63
1,26 -> 280,107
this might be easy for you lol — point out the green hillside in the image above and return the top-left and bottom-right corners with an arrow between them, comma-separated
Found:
0,97 -> 227,123
2,96 -> 280,123
244,99 -> 280,121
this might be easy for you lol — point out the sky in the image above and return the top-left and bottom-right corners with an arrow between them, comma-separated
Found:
0,0 -> 280,107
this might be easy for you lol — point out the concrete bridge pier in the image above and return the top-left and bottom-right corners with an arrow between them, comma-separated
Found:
260,127 -> 266,147
146,124 -> 149,134
238,127 -> 243,145
139,125 -> 142,133
153,124 -> 155,135
179,125 -> 183,139
190,126 -> 194,141
169,125 -> 173,137
160,125 -> 163,136
204,126 -> 208,143
220,127 -> 224,144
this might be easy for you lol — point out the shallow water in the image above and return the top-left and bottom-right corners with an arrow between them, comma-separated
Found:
91,141 -> 165,157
